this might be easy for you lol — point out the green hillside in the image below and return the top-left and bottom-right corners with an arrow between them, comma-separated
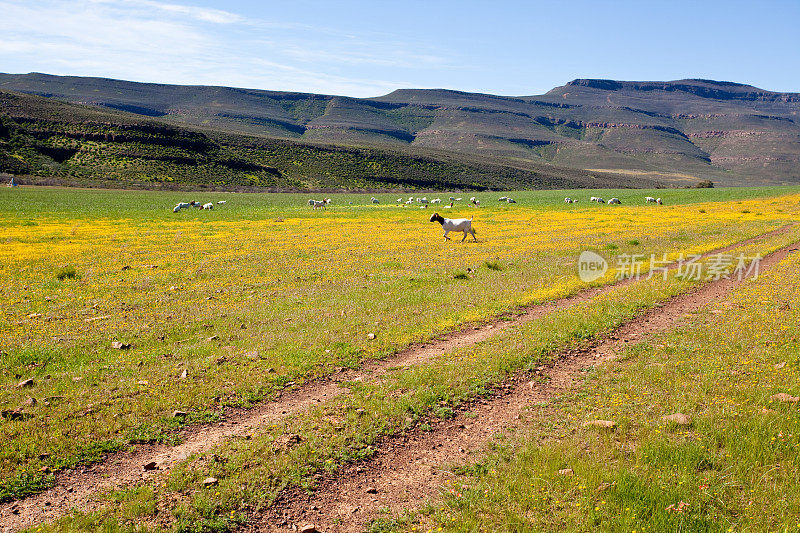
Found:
0,90 -> 644,191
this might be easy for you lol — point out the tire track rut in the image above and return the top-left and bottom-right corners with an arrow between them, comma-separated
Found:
255,239 -> 799,532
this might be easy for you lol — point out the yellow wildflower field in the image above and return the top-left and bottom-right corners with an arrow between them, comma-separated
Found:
0,187 -> 798,496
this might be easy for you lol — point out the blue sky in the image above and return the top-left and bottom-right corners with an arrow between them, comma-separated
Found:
1,0 -> 798,97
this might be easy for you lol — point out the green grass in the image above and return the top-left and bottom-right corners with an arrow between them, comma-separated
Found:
417,243 -> 800,532
2,184 -> 800,220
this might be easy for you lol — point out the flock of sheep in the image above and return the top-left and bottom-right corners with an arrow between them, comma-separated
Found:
306,196 -> 516,209
304,194 -> 663,209
169,194 -> 666,213
567,195 -> 663,205
172,200 -> 226,212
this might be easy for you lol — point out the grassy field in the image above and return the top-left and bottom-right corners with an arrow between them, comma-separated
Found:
1,185 -> 800,531
421,244 -> 800,532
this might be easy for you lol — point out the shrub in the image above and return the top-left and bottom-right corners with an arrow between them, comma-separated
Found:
54,265 -> 79,280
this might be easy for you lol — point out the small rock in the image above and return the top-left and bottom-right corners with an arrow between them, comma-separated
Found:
299,524 -> 318,533
39,453 -> 50,460
137,380 -> 149,386
17,378 -> 34,388
111,341 -> 131,350
121,265 -> 132,271
774,361 -> 787,370
367,333 -> 376,340
207,335 -> 219,341
179,369 -> 188,379
202,477 -> 218,486
173,410 -> 188,418
771,393 -> 800,403
558,468 -> 574,476
24,397 -> 37,407
662,413 -> 692,425
582,420 -> 615,429
761,408 -> 776,414
365,486 -> 377,494
143,462 -> 158,471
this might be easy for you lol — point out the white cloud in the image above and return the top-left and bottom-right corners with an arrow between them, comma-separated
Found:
89,0 -> 244,24
0,0 -> 457,97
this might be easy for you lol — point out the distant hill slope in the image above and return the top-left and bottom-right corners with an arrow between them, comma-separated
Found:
1,89 -> 643,191
2,72 -> 799,187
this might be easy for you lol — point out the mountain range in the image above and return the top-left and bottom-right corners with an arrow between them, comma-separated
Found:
2,72 -> 799,190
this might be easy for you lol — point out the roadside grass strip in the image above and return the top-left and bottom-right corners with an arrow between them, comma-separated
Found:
29,226 -> 800,532
2,191 -> 798,504
417,242 -> 800,532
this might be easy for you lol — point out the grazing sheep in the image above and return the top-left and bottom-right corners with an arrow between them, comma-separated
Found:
471,197 -> 480,207
656,197 -> 663,205
608,198 -> 621,205
202,203 -> 214,210
310,198 -> 329,209
431,198 -> 441,204
596,198 -> 606,204
429,212 -> 477,242
449,196 -> 456,201
564,197 -> 573,204
571,199 -> 578,203
506,198 -> 516,204
420,197 -> 429,204
172,205 -> 181,213
176,202 -> 190,209
396,198 -> 403,204
372,197 -> 380,204
217,200 -> 227,205
590,196 -> 598,202
498,196 -> 508,201
645,196 -> 656,203
455,197 -> 462,201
